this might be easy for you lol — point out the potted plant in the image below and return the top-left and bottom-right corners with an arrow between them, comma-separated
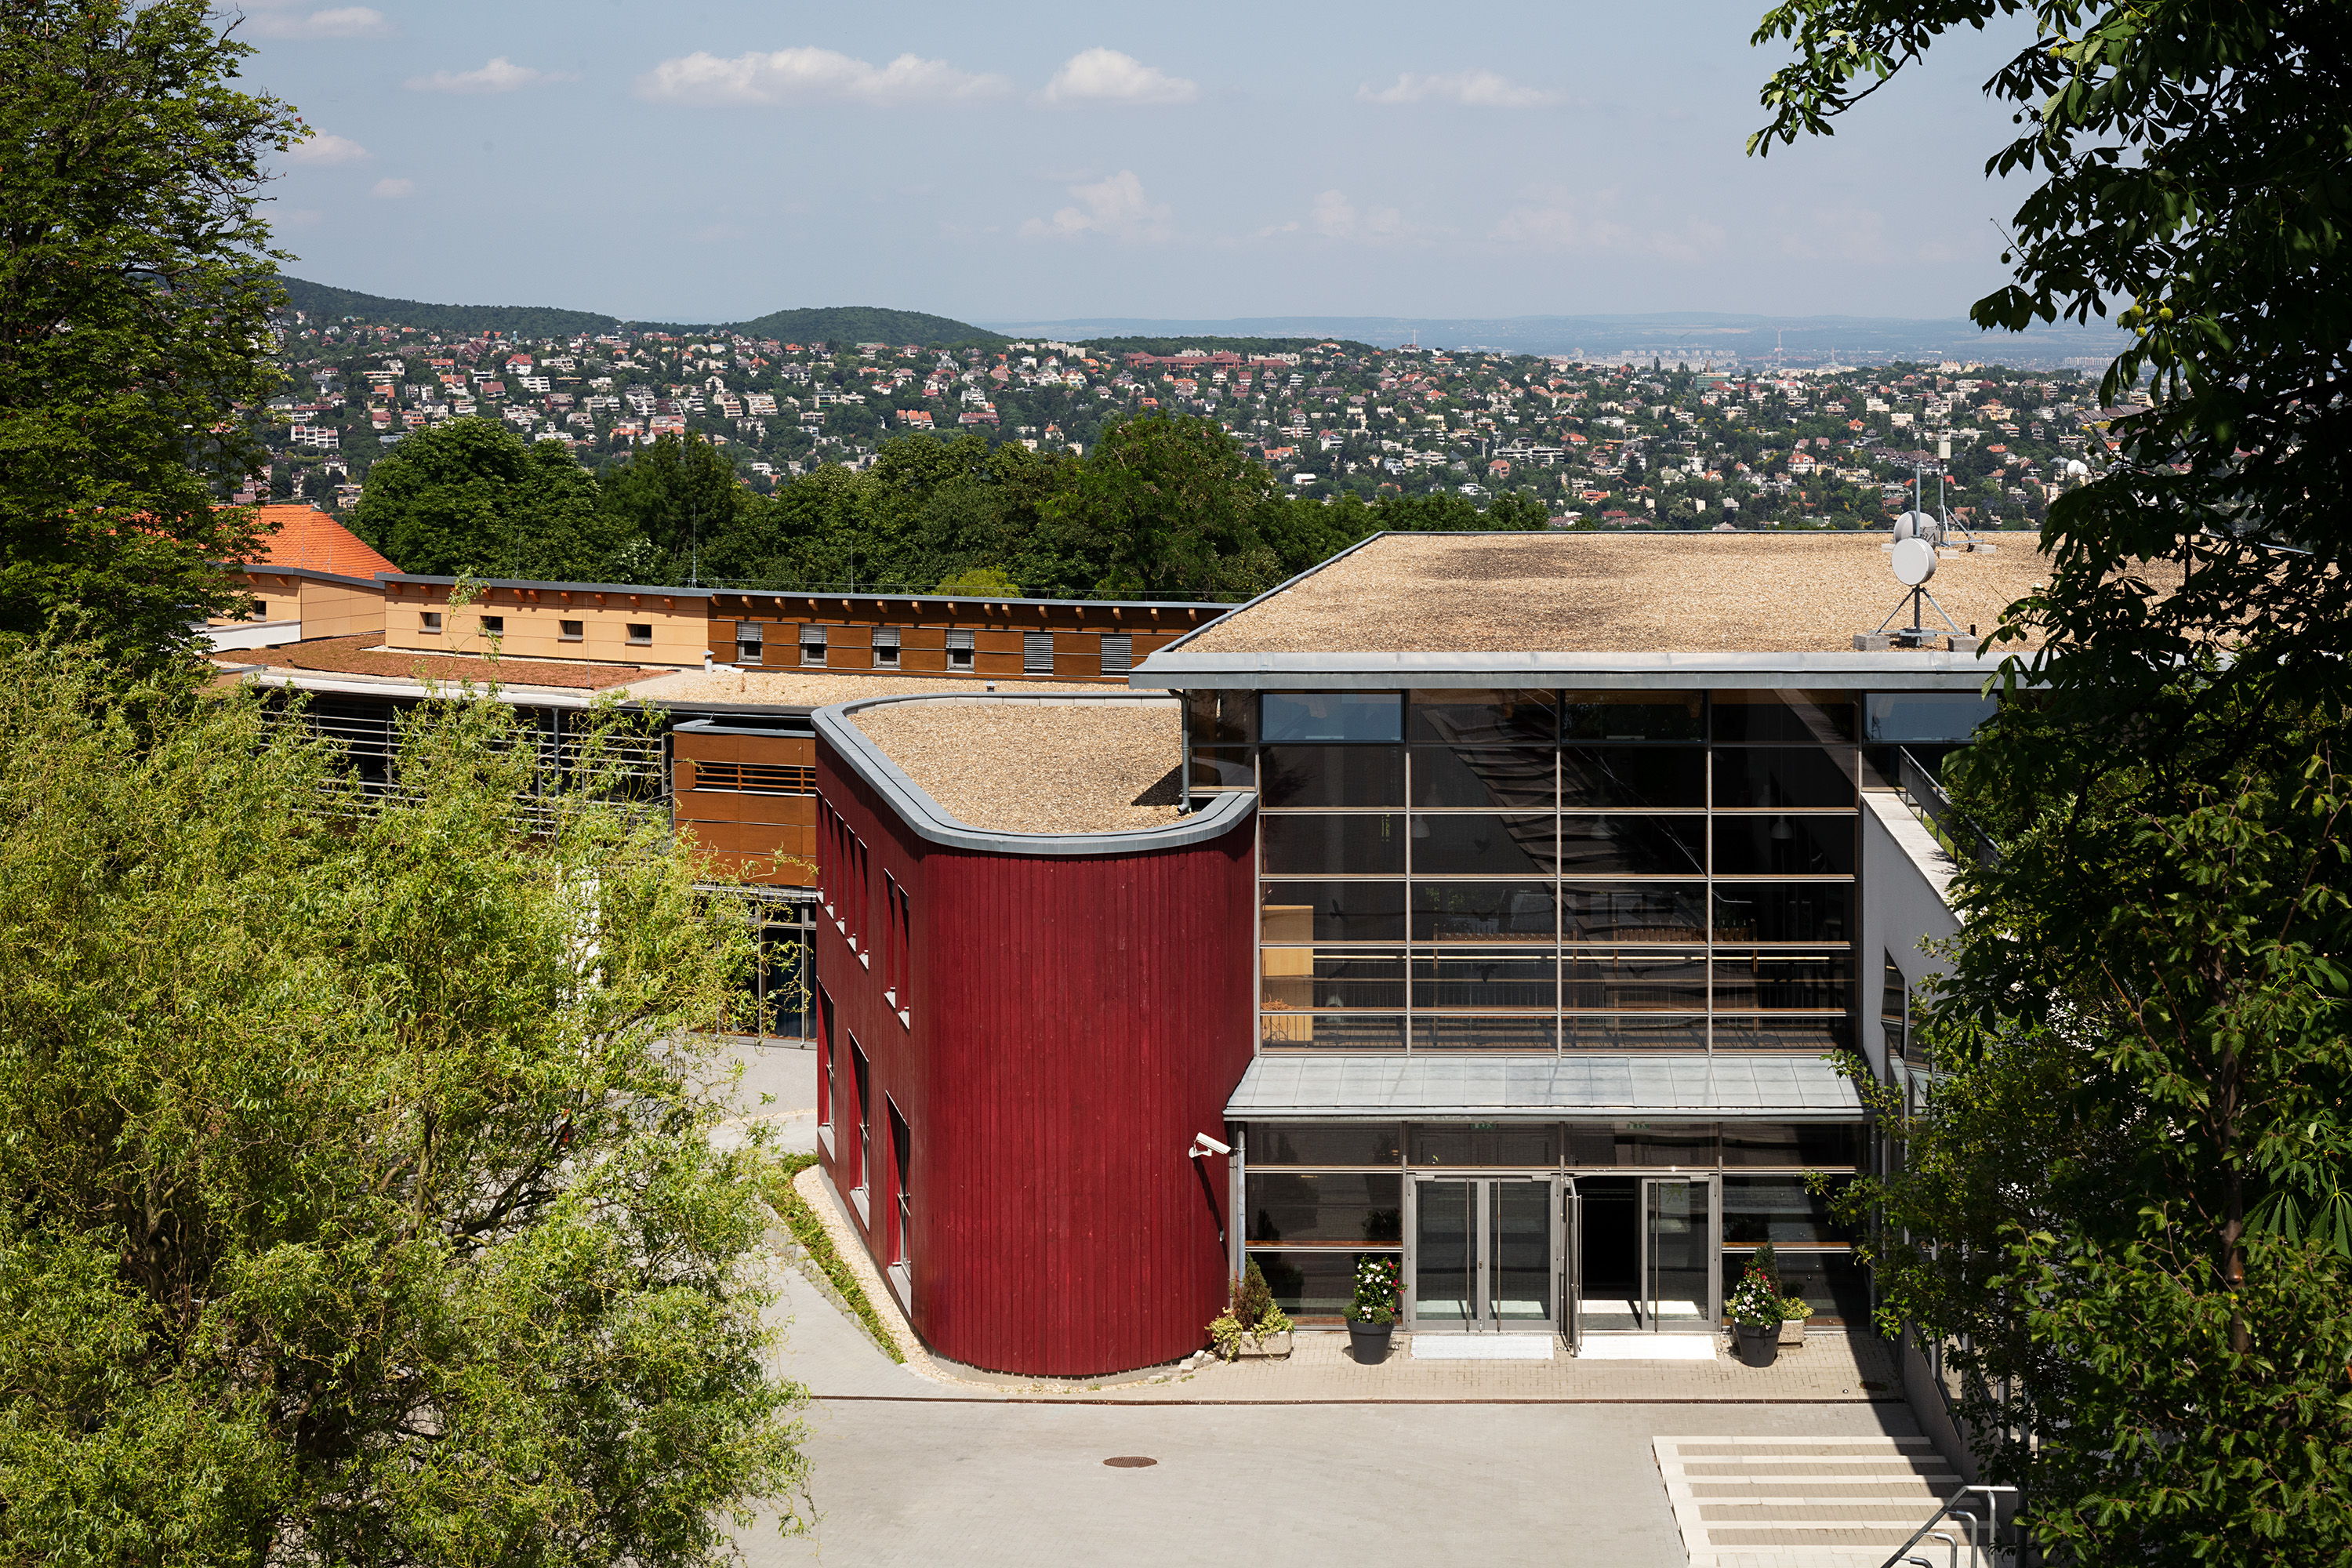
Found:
1345,1254 -> 1401,1363
1207,1261 -> 1295,1360
1726,1263 -> 1784,1367
1779,1293 -> 1812,1346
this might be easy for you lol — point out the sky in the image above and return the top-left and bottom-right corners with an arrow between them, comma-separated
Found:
248,0 -> 2049,326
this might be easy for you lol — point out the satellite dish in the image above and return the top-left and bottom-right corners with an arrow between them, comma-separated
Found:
1893,510 -> 1942,545
1892,537 -> 1938,587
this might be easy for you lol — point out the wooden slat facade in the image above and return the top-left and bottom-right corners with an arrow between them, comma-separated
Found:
673,727 -> 818,886
813,731 -> 1258,1376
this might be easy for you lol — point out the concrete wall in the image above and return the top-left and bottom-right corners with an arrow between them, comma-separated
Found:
1859,789 -> 1961,1077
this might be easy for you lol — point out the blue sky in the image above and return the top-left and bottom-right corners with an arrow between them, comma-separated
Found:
250,0 -> 2044,324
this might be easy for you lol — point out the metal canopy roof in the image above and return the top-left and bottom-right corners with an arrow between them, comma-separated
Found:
1225,1054 -> 1863,1123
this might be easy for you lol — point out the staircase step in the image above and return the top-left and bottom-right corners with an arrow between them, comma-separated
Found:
1655,1436 -> 1999,1568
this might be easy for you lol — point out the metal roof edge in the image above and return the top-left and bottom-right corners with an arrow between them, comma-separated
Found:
812,691 -> 1257,856
224,561 -> 392,591
381,573 -> 719,598
1128,649 -> 2020,691
226,669 -> 605,708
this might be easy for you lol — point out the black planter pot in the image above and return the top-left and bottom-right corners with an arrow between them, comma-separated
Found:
1733,1322 -> 1780,1367
1345,1318 -> 1395,1364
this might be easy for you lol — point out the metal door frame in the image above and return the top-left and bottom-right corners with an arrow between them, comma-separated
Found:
1404,1174 -> 1560,1334
1638,1174 -> 1719,1331
1563,1174 -> 1581,1353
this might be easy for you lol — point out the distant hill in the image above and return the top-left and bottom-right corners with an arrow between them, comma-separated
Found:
1074,334 -> 1379,358
273,277 -> 1004,347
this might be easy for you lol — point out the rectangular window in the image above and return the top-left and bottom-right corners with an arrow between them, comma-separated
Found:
559,619 -> 584,641
1555,815 -> 1705,877
851,1039 -> 872,1196
852,836 -> 870,955
1262,691 -> 1403,743
1100,633 -> 1133,675
627,622 -> 653,645
1261,746 -> 1404,808
1406,688 -> 1554,745
1260,880 -> 1407,942
873,627 -> 902,669
480,615 -> 505,635
1022,629 -> 1054,674
883,875 -> 912,1011
817,989 -> 834,1134
1260,815 -> 1403,876
946,628 -> 975,671
1410,747 -> 1554,810
888,1102 -> 912,1268
1248,1123 -> 1403,1166
1559,748 -> 1706,810
1244,1172 -> 1403,1243
735,620 -> 764,663
1410,882 -> 1555,942
420,611 -> 443,633
800,625 -> 828,666
1412,814 -> 1559,877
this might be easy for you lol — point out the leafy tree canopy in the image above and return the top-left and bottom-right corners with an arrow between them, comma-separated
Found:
0,653 -> 809,1563
351,419 -> 641,582
599,431 -> 748,582
0,0 -> 299,670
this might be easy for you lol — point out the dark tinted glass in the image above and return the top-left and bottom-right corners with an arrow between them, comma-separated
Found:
1721,1176 -> 1856,1245
1558,815 -> 1706,876
1408,689 -> 1555,744
1711,690 -> 1857,743
1712,747 -> 1859,808
1247,1123 -> 1403,1166
1412,953 -> 1558,1009
1722,1122 -> 1863,1167
1411,746 -> 1554,808
1566,952 -> 1708,1011
1713,1016 -> 1854,1053
1246,1172 -> 1405,1243
1619,1124 -> 1717,1166
1561,747 -> 1706,808
1261,814 -> 1403,875
1261,1014 -> 1406,1051
1712,815 -> 1858,875
1189,746 -> 1254,789
1711,952 -> 1853,1011
1562,1016 -> 1707,1051
1261,880 -> 1406,942
1864,691 -> 1996,742
1561,691 -> 1704,740
1408,1125 -> 1559,1166
1410,813 -> 1555,876
1735,1250 -> 1868,1323
1262,691 -> 1403,742
1248,1247 -> 1393,1318
1412,1015 -> 1559,1051
1712,883 -> 1854,944
1185,688 -> 1256,745
1261,951 -> 1406,1010
1562,882 -> 1707,942
1262,746 -> 1404,807
1411,882 -> 1556,942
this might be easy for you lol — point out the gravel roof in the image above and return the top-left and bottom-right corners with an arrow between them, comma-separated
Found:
216,636 -> 648,689
1181,532 -> 2174,655
626,670 -> 1113,707
848,699 -> 1185,835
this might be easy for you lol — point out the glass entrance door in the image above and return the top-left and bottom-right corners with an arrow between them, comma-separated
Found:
1642,1177 -> 1715,1330
1410,1178 -> 1556,1331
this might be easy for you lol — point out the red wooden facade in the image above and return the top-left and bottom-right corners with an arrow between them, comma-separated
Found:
811,726 -> 1257,1376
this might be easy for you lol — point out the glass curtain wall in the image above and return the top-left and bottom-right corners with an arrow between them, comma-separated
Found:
1203,688 -> 1860,1055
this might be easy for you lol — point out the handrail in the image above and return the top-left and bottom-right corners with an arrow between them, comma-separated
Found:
1878,1484 -> 2019,1568
1896,747 -> 2002,868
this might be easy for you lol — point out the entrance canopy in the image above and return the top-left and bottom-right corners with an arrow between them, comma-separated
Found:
1225,1054 -> 1861,1123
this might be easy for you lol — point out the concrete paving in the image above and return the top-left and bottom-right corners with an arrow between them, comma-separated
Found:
705,1037 -> 821,1156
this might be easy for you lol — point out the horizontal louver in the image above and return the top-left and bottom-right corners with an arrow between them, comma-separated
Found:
1022,630 -> 1054,674
691,761 -> 815,795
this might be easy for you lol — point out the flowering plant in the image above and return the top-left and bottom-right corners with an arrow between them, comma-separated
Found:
1727,1265 -> 1786,1329
1349,1254 -> 1401,1326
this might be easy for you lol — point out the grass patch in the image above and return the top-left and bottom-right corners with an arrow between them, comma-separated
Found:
771,1151 -> 905,1363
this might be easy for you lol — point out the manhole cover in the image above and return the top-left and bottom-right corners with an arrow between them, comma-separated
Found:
1102,1456 -> 1158,1468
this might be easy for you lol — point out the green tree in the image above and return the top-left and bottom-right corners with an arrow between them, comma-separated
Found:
600,433 -> 750,583
0,654 -> 811,1563
353,419 -> 638,582
0,0 -> 299,669
1037,413 -> 1280,598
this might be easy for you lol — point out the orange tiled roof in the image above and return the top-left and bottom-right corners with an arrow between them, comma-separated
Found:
239,505 -> 400,579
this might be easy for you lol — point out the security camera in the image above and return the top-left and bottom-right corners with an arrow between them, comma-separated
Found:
1189,1132 -> 1231,1159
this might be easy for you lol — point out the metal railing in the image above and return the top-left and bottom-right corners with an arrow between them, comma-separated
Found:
1884,1484 -> 2020,1568
1896,747 -> 2002,868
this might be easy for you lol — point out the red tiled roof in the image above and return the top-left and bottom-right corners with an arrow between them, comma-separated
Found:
238,506 -> 400,579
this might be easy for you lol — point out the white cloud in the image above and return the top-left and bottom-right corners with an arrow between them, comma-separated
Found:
636,47 -> 1009,107
1258,190 -> 1425,245
405,57 -> 568,94
1491,191 -> 1724,262
1039,49 -> 1198,107
245,6 -> 391,40
1019,170 -> 1173,243
285,132 -> 369,165
370,177 -> 416,200
1359,69 -> 1555,108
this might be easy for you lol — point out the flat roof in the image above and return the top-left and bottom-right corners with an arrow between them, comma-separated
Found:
630,669 -> 1116,708
1226,1053 -> 1863,1123
848,696 -> 1185,835
1169,531 -> 2119,659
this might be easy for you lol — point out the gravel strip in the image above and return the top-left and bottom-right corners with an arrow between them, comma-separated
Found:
627,670 -> 1115,706
849,700 -> 1185,835
216,635 -> 648,689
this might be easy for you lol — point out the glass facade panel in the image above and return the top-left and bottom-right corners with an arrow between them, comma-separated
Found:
1710,690 -> 1858,744
1184,688 -> 1256,745
1720,1175 -> 1855,1246
1245,1172 -> 1405,1244
1712,747 -> 1860,809
1713,883 -> 1854,944
1720,1122 -> 1863,1167
1409,1124 -> 1559,1167
1411,746 -> 1554,808
1412,881 -> 1556,942
1711,815 -> 1858,876
1262,746 -> 1403,808
1865,691 -> 1996,743
1262,691 -> 1402,742
1561,746 -> 1706,809
1189,746 -> 1254,789
1250,1248 -> 1389,1319
1565,951 -> 1708,1011
1725,1249 -> 1868,1323
1410,813 -> 1555,876
1711,951 -> 1853,1011
1621,1124 -> 1718,1166
1249,1123 -> 1403,1166
1408,688 -> 1555,745
1261,1013 -> 1406,1051
1561,691 -> 1704,741
1411,1014 -> 1559,1051
1261,950 -> 1406,1011
1261,880 -> 1406,942
1713,1016 -> 1853,1053
1558,815 -> 1706,877
1261,814 -> 1404,876
1411,952 -> 1557,1010
1562,883 -> 1708,943
1561,1015 -> 1708,1051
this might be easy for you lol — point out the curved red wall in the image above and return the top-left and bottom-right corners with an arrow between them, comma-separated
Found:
815,733 -> 1256,1376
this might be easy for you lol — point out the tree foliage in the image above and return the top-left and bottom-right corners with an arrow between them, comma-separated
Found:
0,654 -> 809,1563
353,418 -> 639,582
0,0 -> 300,668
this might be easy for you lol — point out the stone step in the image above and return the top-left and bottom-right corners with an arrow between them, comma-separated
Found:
1656,1436 -> 2001,1568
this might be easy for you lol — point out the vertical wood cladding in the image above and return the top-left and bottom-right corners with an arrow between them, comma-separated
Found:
814,733 -> 1257,1376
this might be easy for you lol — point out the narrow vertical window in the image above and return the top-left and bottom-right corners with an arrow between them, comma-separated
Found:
946,629 -> 975,672
887,1100 -> 912,1294
1101,632 -> 1133,675
851,1039 -> 872,1201
800,624 -> 828,666
1022,629 -> 1054,674
872,626 -> 902,669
